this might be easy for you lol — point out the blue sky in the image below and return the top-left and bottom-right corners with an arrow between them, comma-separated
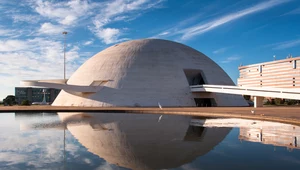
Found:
0,0 -> 300,99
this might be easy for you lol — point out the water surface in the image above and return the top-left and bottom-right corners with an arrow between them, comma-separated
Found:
0,112 -> 299,170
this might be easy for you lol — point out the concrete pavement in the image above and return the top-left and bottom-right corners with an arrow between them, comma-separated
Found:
1,106 -> 300,125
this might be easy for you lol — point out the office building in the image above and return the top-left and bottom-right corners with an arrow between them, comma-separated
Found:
15,87 -> 60,104
238,57 -> 300,88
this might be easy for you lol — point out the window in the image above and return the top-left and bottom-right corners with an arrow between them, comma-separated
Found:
258,65 -> 262,73
293,60 -> 297,69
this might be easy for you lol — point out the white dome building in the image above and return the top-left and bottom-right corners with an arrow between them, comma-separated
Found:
52,39 -> 247,107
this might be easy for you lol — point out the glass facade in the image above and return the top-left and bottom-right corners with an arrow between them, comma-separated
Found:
15,88 -> 28,104
15,87 -> 61,104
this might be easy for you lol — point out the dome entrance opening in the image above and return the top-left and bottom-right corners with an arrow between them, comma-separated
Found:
183,69 -> 206,86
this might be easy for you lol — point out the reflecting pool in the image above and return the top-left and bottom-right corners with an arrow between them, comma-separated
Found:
0,112 -> 300,170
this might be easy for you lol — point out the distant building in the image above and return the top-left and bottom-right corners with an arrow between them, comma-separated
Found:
238,57 -> 300,88
15,87 -> 60,104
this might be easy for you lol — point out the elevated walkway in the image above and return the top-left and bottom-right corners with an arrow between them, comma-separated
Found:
190,84 -> 300,107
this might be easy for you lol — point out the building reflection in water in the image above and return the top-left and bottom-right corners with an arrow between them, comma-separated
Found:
57,112 -> 230,170
16,112 -> 231,170
191,118 -> 300,151
15,113 -> 300,169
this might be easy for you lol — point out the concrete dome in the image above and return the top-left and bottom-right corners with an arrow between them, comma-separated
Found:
53,39 -> 247,107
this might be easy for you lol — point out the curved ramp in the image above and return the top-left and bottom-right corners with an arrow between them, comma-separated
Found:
20,79 -> 110,93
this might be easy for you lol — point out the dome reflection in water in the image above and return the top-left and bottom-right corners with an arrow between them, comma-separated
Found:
57,112 -> 231,170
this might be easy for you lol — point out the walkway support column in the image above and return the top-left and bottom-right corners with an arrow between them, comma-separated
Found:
253,96 -> 264,108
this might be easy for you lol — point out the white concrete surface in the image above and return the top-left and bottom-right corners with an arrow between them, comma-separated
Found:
20,79 -> 109,93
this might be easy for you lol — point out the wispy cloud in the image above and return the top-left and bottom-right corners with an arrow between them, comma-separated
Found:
282,7 -> 300,15
38,22 -> 65,35
157,0 -> 290,40
90,0 -> 164,44
0,40 -> 30,52
213,47 -> 230,54
83,40 -> 94,46
0,28 -> 15,37
221,56 -> 241,63
32,0 -> 94,26
12,14 -> 41,24
158,31 -> 170,36
270,39 -> 300,50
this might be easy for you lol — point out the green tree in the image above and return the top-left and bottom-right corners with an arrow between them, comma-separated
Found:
3,95 -> 17,106
274,98 -> 282,105
21,100 -> 31,106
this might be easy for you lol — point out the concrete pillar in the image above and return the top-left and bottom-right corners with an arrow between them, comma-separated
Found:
50,89 -> 55,103
253,96 -> 264,108
27,88 -> 32,103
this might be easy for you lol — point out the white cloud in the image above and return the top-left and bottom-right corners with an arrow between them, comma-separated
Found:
66,45 -> 81,62
101,0 -> 150,19
83,40 -> 94,46
33,0 -> 92,26
114,15 -> 130,21
157,0 -> 290,40
221,56 -> 241,63
38,22 -> 65,35
0,28 -> 14,37
271,39 -> 300,50
0,40 -> 29,52
90,0 -> 164,44
181,0 -> 290,40
61,15 -> 77,25
12,14 -> 41,24
158,31 -> 170,36
92,28 -> 122,44
213,47 -> 229,54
